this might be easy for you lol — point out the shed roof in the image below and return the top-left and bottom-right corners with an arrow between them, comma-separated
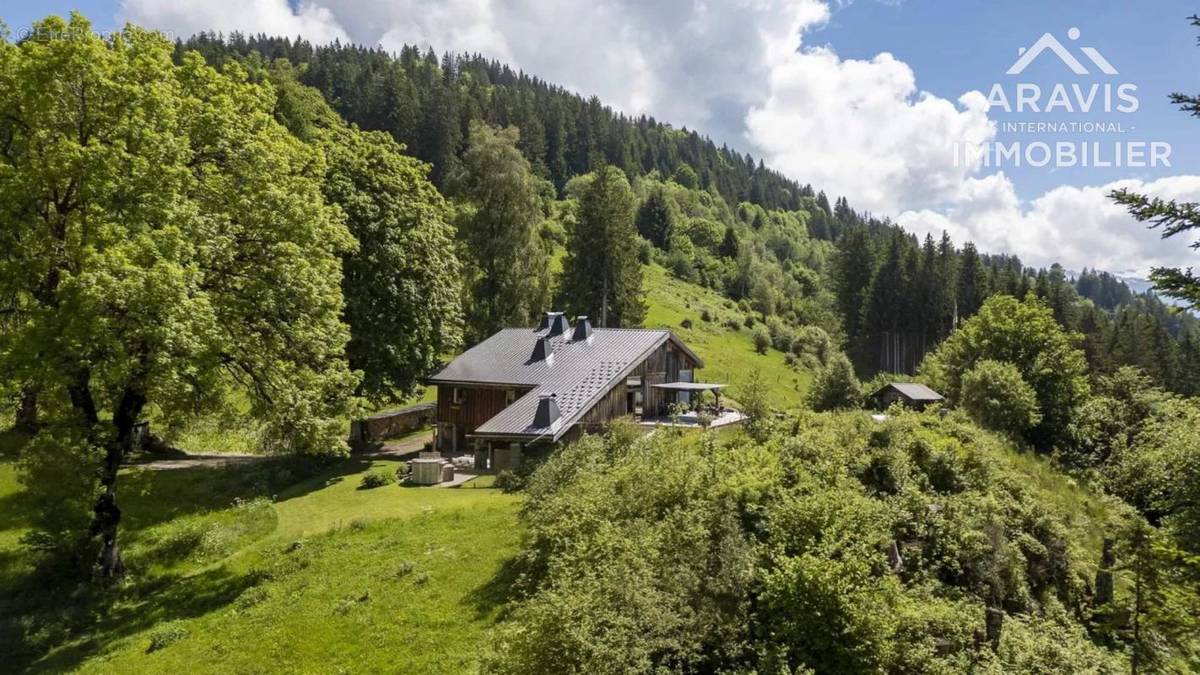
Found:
874,382 -> 944,402
651,382 -> 727,391
428,324 -> 702,442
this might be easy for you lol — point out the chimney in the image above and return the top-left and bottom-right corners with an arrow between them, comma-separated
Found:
536,312 -> 551,330
531,336 -> 551,361
533,393 -> 560,427
573,315 -> 593,341
547,311 -> 570,336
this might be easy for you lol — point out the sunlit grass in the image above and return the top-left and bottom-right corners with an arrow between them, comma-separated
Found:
0,455 -> 520,673
643,263 -> 810,408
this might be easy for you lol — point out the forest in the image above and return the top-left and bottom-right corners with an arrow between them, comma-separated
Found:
1,12 -> 1199,673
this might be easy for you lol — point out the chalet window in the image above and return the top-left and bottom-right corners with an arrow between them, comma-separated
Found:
505,389 -> 516,406
452,387 -> 464,404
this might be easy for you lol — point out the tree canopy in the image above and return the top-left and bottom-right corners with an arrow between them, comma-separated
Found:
920,295 -> 1089,451
0,15 -> 356,576
561,165 -> 646,327
450,121 -> 552,340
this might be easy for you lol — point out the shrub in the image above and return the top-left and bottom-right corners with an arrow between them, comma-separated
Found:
806,353 -> 862,411
17,427 -> 102,566
724,317 -> 742,332
752,325 -> 771,354
961,360 -> 1042,438
147,623 -> 190,653
681,318 -> 693,329
700,308 -> 713,322
495,470 -> 524,493
360,468 -> 395,489
792,325 -> 834,366
488,411 -> 1127,673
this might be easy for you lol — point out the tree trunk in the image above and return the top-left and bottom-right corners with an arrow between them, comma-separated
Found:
985,606 -> 1004,652
1095,537 -> 1115,606
91,384 -> 146,580
14,384 -> 38,433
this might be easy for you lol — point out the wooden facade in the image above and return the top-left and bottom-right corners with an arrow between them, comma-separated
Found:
435,384 -> 531,452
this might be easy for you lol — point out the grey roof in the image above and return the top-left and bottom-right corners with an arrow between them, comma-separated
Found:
429,325 -> 702,442
875,382 -> 944,401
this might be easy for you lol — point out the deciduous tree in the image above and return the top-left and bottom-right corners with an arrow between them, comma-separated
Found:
0,16 -> 356,577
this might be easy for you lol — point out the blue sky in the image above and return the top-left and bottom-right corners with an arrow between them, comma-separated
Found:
5,0 -> 1200,275
811,1 -> 1200,200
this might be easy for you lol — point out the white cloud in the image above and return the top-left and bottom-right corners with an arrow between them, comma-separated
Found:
119,0 -> 349,44
898,174 -> 1200,275
744,29 -> 995,215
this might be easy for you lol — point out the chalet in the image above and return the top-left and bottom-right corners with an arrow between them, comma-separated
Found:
870,382 -> 944,411
427,311 -> 708,471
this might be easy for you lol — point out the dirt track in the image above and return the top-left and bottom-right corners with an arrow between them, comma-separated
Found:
127,430 -> 435,471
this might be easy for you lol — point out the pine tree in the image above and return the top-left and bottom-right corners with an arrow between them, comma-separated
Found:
562,164 -> 646,327
634,187 -> 676,249
450,122 -> 552,340
957,242 -> 987,319
831,226 -> 876,358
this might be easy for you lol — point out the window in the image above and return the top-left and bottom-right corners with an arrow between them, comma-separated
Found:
505,389 -> 516,406
452,387 -> 464,404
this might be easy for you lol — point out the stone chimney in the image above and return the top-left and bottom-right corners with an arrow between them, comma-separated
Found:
573,315 -> 593,341
533,393 -> 560,427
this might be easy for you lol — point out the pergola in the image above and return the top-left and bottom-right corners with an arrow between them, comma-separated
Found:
651,381 -> 728,410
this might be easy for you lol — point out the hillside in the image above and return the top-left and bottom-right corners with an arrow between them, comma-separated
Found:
0,451 -> 520,673
642,263 -> 810,407
0,410 -> 1126,672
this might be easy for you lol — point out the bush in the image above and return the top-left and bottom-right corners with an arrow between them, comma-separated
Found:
723,318 -> 742,332
494,470 -> 524,493
792,325 -> 834,367
147,623 -> 190,653
360,468 -> 395,489
961,360 -> 1042,438
17,427 -> 103,567
487,411 -> 1126,673
806,353 -> 862,411
919,295 -> 1089,451
752,325 -> 771,354
700,308 -> 713,322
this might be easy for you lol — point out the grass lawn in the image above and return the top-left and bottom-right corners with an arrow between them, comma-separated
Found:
0,453 -> 521,674
643,263 -> 810,408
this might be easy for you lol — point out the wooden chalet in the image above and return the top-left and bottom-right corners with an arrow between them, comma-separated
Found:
427,311 -> 708,471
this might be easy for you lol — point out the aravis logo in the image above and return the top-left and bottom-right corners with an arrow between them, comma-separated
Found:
1006,27 -> 1117,76
954,25 -> 1172,170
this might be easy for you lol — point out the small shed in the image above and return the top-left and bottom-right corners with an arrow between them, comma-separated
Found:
871,382 -> 944,411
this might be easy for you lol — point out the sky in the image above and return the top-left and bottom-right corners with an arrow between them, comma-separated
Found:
5,0 -> 1200,277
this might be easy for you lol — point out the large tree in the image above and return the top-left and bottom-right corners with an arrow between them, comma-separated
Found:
561,165 -> 646,327
323,128 -> 462,402
0,16 -> 357,577
920,295 -> 1090,451
450,121 -> 551,340
265,63 -> 463,402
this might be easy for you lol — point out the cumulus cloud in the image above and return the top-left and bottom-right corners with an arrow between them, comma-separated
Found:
898,174 -> 1200,275
119,0 -> 348,44
116,0 -> 1200,275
